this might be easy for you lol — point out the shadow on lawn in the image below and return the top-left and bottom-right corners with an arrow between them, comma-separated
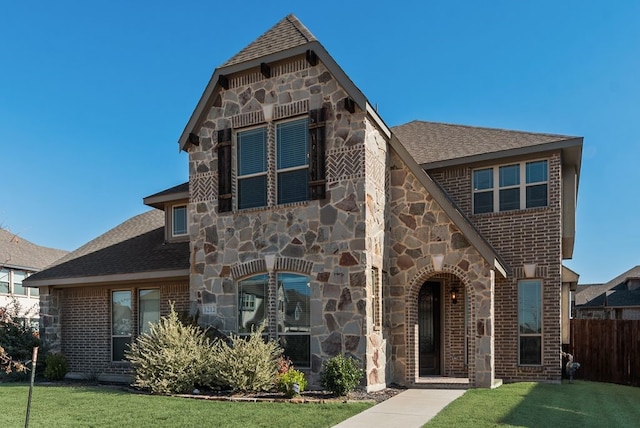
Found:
499,382 -> 593,427
0,382 -> 131,396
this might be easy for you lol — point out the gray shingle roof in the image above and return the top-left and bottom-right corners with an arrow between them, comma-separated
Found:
392,120 -> 578,166
24,210 -> 189,283
0,228 -> 68,271
575,266 -> 640,306
221,14 -> 316,67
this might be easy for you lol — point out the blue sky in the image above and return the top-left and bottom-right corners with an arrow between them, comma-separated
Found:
1,1 -> 639,284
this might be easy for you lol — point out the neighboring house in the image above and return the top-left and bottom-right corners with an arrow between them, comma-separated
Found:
0,228 -> 67,327
26,15 -> 583,389
574,266 -> 640,320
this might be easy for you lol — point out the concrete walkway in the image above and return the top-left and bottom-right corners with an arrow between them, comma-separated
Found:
333,389 -> 466,428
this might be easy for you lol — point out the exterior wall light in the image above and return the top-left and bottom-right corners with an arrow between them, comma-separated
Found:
451,287 -> 458,305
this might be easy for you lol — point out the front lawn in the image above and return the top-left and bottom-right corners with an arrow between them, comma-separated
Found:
0,384 -> 372,428
427,381 -> 640,427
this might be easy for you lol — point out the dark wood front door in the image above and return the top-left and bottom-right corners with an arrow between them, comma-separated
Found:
419,281 -> 441,376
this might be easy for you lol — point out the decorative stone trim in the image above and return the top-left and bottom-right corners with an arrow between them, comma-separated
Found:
231,259 -> 267,279
512,265 -> 548,279
274,100 -> 308,120
232,111 -> 264,129
327,147 -> 364,184
227,58 -> 310,89
190,172 -> 217,203
275,257 -> 313,275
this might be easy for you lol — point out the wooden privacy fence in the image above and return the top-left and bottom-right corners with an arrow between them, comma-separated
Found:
569,319 -> 640,387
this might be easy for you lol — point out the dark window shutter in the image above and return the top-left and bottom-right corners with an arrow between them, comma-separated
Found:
217,128 -> 232,212
308,108 -> 326,200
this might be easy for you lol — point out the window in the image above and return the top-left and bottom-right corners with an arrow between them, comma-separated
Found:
276,118 -> 308,204
237,127 -> 268,209
473,160 -> 548,214
277,273 -> 310,367
238,274 -> 267,333
139,289 -> 160,335
518,279 -> 542,365
172,205 -> 187,236
13,271 -> 26,296
112,290 -> 132,361
238,273 -> 310,367
0,269 -> 8,294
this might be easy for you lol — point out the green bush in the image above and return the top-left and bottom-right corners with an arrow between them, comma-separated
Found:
0,298 -> 40,381
320,354 -> 364,397
209,323 -> 283,393
125,303 -> 218,394
44,353 -> 68,381
277,366 -> 307,398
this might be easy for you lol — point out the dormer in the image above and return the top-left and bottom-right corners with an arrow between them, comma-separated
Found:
143,182 -> 189,242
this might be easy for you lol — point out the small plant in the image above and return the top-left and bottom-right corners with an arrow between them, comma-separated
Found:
44,353 -> 68,381
209,323 -> 283,393
276,356 -> 307,398
320,354 -> 364,397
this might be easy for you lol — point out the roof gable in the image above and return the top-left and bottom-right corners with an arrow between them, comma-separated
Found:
221,15 -> 316,67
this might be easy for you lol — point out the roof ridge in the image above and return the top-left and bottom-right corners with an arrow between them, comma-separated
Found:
395,119 -> 577,139
221,14 -> 317,67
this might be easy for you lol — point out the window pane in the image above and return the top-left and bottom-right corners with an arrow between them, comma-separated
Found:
473,169 -> 493,191
473,191 -> 493,214
30,287 -> 39,297
279,335 -> 310,368
278,169 -> 308,204
499,164 -> 519,187
519,280 -> 541,334
112,291 -> 132,336
238,176 -> 267,209
526,184 -> 548,208
277,119 -> 308,169
139,289 -> 160,334
526,160 -> 547,184
113,337 -> 131,361
238,274 -> 268,334
0,269 -> 9,293
13,271 -> 26,295
238,128 -> 267,175
173,206 -> 187,235
519,336 -> 542,365
499,188 -> 520,211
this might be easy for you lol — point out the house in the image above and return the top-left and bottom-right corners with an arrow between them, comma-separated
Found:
26,15 -> 583,389
574,266 -> 640,320
0,228 -> 67,327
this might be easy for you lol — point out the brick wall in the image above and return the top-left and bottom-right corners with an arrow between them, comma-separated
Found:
429,151 -> 564,382
59,280 -> 189,378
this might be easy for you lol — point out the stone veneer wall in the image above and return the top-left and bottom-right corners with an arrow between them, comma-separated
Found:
40,281 -> 188,380
386,149 -> 496,388
429,151 -> 563,382
188,55 -> 389,387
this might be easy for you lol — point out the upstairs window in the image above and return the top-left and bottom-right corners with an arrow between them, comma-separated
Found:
0,269 -> 8,294
172,205 -> 187,237
277,118 -> 308,204
237,127 -> 268,209
473,160 -> 548,214
12,271 -> 26,296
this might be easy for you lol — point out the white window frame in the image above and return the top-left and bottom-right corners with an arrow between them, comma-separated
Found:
171,204 -> 188,237
518,279 -> 543,366
473,159 -> 549,214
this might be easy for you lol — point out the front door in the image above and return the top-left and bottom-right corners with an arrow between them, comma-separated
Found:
419,281 -> 441,376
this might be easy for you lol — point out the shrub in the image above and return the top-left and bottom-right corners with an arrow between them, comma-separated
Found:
320,354 -> 364,397
44,353 -> 68,381
209,323 -> 283,393
277,363 -> 308,398
125,303 -> 218,394
0,298 -> 40,381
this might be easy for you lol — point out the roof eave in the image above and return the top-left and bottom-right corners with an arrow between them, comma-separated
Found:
25,269 -> 190,288
389,134 -> 510,278
143,192 -> 190,210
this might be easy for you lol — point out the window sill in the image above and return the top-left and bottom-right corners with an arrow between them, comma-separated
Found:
234,200 -> 309,214
471,206 -> 550,219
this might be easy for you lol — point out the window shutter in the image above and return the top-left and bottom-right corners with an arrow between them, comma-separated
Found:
308,108 -> 326,200
217,128 -> 232,213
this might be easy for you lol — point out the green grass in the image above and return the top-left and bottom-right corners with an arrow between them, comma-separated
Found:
0,384 -> 372,428
426,381 -> 640,428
